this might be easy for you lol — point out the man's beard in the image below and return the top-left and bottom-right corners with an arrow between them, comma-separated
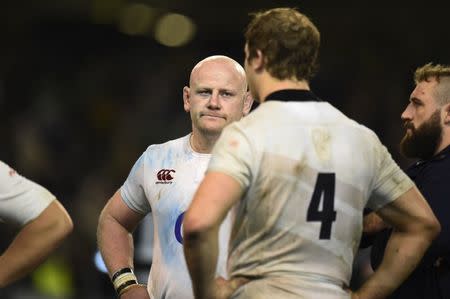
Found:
400,109 -> 443,160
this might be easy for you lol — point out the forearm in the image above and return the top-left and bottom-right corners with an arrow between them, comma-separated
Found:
97,213 -> 136,275
184,227 -> 219,299
0,200 -> 72,287
356,229 -> 434,299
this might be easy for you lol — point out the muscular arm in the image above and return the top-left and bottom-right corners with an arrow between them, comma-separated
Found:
183,171 -> 243,299
363,212 -> 388,235
97,190 -> 145,276
97,190 -> 150,298
0,200 -> 73,288
354,187 -> 441,299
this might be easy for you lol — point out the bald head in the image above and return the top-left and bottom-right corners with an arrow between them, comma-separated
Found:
189,55 -> 247,93
182,55 -> 253,146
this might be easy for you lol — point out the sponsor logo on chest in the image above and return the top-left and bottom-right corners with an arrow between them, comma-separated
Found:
156,169 -> 176,184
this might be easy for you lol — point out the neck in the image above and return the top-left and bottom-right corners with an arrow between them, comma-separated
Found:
256,73 -> 310,103
189,131 -> 219,154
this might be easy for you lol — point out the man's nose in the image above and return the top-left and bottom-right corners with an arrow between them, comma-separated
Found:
207,92 -> 221,109
401,103 -> 413,121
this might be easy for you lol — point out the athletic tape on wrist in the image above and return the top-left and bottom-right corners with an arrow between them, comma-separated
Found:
111,267 -> 138,296
113,272 -> 137,290
117,280 -> 139,296
111,267 -> 133,282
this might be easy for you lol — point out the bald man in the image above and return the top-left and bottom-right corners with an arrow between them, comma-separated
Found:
97,55 -> 253,299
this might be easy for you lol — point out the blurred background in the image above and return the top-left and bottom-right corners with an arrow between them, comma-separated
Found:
0,0 -> 448,298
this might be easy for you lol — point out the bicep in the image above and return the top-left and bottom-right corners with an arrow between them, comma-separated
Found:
24,199 -> 73,238
376,186 -> 438,233
100,190 -> 146,233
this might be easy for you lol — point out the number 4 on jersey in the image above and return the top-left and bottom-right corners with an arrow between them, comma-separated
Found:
307,173 -> 337,239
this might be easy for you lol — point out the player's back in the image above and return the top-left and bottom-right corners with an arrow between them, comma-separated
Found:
220,94 -> 398,298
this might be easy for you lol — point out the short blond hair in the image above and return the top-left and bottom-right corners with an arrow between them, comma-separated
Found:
414,63 -> 450,105
245,8 -> 320,82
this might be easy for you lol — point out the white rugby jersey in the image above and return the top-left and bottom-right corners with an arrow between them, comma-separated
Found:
121,134 -> 231,299
208,90 -> 414,299
0,160 -> 55,226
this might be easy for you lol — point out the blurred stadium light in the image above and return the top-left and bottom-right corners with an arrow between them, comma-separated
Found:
154,13 -> 196,47
118,3 -> 156,36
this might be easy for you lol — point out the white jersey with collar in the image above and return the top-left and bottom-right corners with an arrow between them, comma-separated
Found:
121,134 -> 231,299
0,160 -> 55,226
208,96 -> 414,299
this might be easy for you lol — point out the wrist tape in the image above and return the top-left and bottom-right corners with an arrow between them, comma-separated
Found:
111,267 -> 138,296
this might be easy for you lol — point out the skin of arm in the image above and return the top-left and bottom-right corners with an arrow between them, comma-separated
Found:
183,171 -> 244,299
353,187 -> 441,299
97,190 -> 149,299
0,199 -> 73,288
363,212 -> 389,234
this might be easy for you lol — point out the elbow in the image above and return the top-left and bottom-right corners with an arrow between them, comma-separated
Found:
419,214 -> 441,243
47,200 -> 74,241
428,216 -> 441,241
61,214 -> 74,238
52,212 -> 74,243
46,202 -> 73,244
182,211 -> 214,243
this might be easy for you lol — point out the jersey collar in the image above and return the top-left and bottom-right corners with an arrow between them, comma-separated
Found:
264,89 -> 322,102
431,144 -> 450,161
414,144 -> 450,166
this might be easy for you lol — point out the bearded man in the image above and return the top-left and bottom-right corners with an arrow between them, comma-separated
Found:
365,63 -> 450,299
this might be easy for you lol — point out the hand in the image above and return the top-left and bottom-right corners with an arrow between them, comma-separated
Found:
211,276 -> 249,299
120,284 -> 150,299
349,289 -> 363,299
351,293 -> 361,299
343,284 -> 359,299
363,212 -> 388,234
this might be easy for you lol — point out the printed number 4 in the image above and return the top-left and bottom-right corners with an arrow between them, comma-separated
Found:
307,173 -> 337,239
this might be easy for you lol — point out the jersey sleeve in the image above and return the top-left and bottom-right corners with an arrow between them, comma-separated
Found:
366,139 -> 415,211
120,152 -> 151,215
0,161 -> 55,226
207,123 -> 255,190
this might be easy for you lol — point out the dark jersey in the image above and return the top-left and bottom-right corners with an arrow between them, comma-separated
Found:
371,145 -> 450,299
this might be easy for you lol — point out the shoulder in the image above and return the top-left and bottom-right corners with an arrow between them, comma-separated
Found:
0,160 -> 8,174
330,109 -> 383,148
142,135 -> 189,157
0,160 -> 12,172
0,161 -> 20,188
413,153 -> 450,183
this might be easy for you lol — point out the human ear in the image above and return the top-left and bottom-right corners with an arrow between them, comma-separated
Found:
443,103 -> 450,125
242,91 -> 254,116
253,49 -> 265,71
183,86 -> 191,112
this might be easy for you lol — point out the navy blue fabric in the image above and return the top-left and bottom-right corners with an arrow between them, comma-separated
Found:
370,145 -> 450,299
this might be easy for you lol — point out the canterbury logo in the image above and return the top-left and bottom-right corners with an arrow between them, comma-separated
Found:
156,169 -> 175,184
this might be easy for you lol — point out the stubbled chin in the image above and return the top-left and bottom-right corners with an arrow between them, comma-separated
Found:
405,129 -> 413,136
199,120 -> 226,132
200,116 -> 226,124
